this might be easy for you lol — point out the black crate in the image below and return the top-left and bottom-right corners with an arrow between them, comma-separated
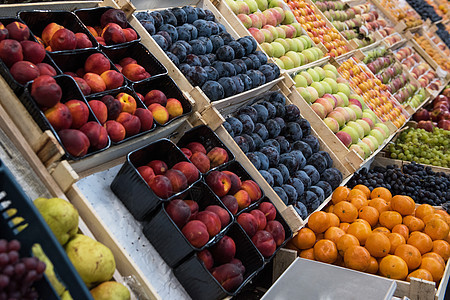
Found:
18,10 -> 98,52
132,75 -> 192,126
74,6 -> 141,49
110,139 -> 201,220
102,42 -> 167,84
0,159 -> 93,299
173,223 -> 264,300
142,181 -> 234,268
176,125 -> 234,172
21,74 -> 111,160
85,86 -> 156,144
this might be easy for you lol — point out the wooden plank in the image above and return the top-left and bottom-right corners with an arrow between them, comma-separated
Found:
272,249 -> 297,283
409,278 -> 436,300
50,161 -> 79,193
436,252 -> 450,300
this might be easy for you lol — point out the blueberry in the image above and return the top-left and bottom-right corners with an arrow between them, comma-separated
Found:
218,77 -> 237,98
165,51 -> 179,66
216,45 -> 235,62
303,165 -> 320,185
152,34 -> 168,50
260,170 -> 274,186
204,66 -> 219,81
238,74 -> 252,91
185,66 -> 208,86
254,151 -> 269,170
202,80 -> 224,101
274,187 -> 289,205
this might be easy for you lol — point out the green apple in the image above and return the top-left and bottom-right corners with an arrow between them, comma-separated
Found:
261,42 -> 274,57
302,49 -> 316,63
271,41 -> 285,58
323,64 -> 338,76
323,78 -> 338,93
269,0 -> 285,8
297,53 -> 305,66
344,107 -> 357,121
356,119 -> 371,136
336,92 -> 348,106
294,74 -> 308,87
369,128 -> 385,144
291,23 -> 302,37
299,36 -> 311,48
244,0 -> 259,12
274,38 -> 290,52
283,10 -> 295,24
324,70 -> 337,80
311,47 -> 324,59
255,0 -> 268,11
286,39 -> 298,52
297,87 -> 312,103
293,38 -> 304,52
350,94 -> 365,109
311,82 -> 325,97
374,123 -> 390,138
341,125 -> 359,144
280,55 -> 294,69
347,121 -> 364,139
362,136 -> 379,152
307,69 -> 320,82
320,81 -> 332,94
349,144 -> 365,159
349,104 -> 363,119
299,71 -> 313,85
273,57 -> 284,69
225,0 -> 239,14
337,83 -> 351,97
363,109 -> 378,122
306,86 -> 319,101
276,27 -> 286,39
357,141 -> 372,158
285,51 -> 301,67
314,67 -> 326,80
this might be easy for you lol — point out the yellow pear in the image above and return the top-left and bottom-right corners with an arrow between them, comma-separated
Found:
90,281 -> 130,300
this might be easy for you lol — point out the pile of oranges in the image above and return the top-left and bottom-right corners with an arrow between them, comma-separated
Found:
288,185 -> 450,283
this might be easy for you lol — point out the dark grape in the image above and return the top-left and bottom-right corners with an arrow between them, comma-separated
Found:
7,240 -> 20,252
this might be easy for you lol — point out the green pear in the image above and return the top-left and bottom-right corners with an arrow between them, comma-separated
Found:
34,197 -> 79,246
90,281 -> 130,300
65,234 -> 116,288
32,244 -> 66,296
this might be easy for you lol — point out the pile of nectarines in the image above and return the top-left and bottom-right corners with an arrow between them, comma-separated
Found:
141,88 -> 184,124
180,141 -> 229,173
109,56 -> 151,82
37,22 -> 94,51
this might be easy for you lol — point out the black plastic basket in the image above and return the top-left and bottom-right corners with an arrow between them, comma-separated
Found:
142,181 -> 234,268
20,74 -> 111,161
176,125 -> 235,172
132,75 -> 192,127
102,42 -> 167,84
110,139 -> 201,221
173,223 -> 264,300
85,86 -> 156,144
18,10 -> 98,53
0,159 -> 93,299
74,6 -> 141,49
0,17 -> 61,95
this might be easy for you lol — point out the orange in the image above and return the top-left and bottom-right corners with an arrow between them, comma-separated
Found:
308,211 -> 330,233
347,221 -> 372,245
344,245 -> 371,271
432,240 -> 450,261
379,255 -> 409,280
446,232 -> 450,244
331,186 -> 350,204
407,269 -> 434,282
353,184 -> 371,199
316,233 -> 324,241
292,228 -> 316,250
336,234 -> 360,256
423,213 -> 445,224
395,244 -> 422,270
365,232 -> 391,257
333,201 -> 358,223
358,206 -> 379,227
390,195 -> 415,216
371,187 -> 392,202
423,252 -> 445,267
313,239 -> 338,263
350,196 -> 368,210
333,253 -> 345,267
392,224 -> 409,240
388,233 -> 406,254
299,248 -> 315,260
420,257 -> 444,282
327,213 -> 340,227
348,189 -> 367,201
373,227 -> 390,235
415,204 -> 435,220
339,222 -> 350,232
369,198 -> 390,214
403,215 -> 425,232
407,232 -> 433,255
367,256 -> 379,274
424,218 -> 450,241
326,205 -> 334,213
435,210 -> 450,225
379,211 -> 403,230
324,226 -> 346,244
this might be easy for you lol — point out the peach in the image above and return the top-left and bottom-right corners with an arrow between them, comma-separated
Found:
182,220 -> 209,248
230,258 -> 245,274
265,220 -> 285,246
83,73 -> 106,93
95,36 -> 106,46
259,202 -> 276,221
234,190 -> 251,210
41,23 -> 64,45
148,103 -> 169,124
122,63 -> 150,81
116,92 -> 136,114
102,23 -> 126,45
116,112 -> 141,137
49,28 -> 76,51
205,205 -> 230,228
73,77 -> 91,96
211,263 -> 243,292
119,57 -> 137,68
172,161 -> 200,185
195,211 -> 221,237
252,230 -> 276,257
135,92 -> 144,102
237,213 -> 258,237
104,120 -> 125,142
148,175 -> 173,199
94,26 -> 103,36
10,61 -> 40,84
250,209 -> 267,230
0,22 -> 8,41
147,160 -> 168,175
100,9 -> 128,28
20,41 -> 45,64
75,32 -> 93,49
165,169 -> 188,193
100,70 -> 124,90
186,142 -> 206,154
166,98 -> 183,119
207,147 -> 229,169
6,22 -> 29,41
189,152 -> 210,173
44,102 -> 72,131
100,95 -> 121,120
58,129 -> 90,157
206,171 -> 232,197
64,71 -> 78,77
0,39 -> 23,67
84,53 -> 110,75
144,90 -> 167,106
198,249 -> 214,271
114,63 -> 123,72
134,108 -> 153,132
166,199 -> 191,228
31,75 -> 62,108
79,121 -> 108,150
123,28 -> 138,42
88,100 -> 108,124
35,36 -> 44,46
137,165 -> 155,183
65,99 -> 89,129
86,26 -> 98,37
180,148 -> 192,159
37,63 -> 57,77
184,200 -> 199,220
211,235 -> 236,263
241,180 -> 262,203
222,171 -> 241,195
221,195 -> 238,215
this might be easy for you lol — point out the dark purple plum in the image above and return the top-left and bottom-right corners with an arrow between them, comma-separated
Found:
252,104 -> 268,123
303,165 -> 320,185
274,187 -> 288,205
228,41 -> 245,59
176,40 -> 192,53
248,36 -> 258,53
260,146 -> 279,167
230,59 -> 247,74
182,6 -> 198,23
272,102 -> 285,118
248,54 -> 261,69
290,150 -> 306,169
226,117 -> 242,135
196,7 -> 206,19
205,10 -> 215,21
202,80 -> 224,101
209,21 -> 219,35
254,151 -> 269,170
237,114 -> 254,134
293,170 -> 311,190
152,34 -> 169,50
205,53 -> 216,63
179,63 -> 191,74
142,21 -> 156,35
223,121 -> 233,136
238,106 -> 257,122
309,186 -> 325,203
217,23 -> 226,33
185,66 -> 208,86
171,7 -> 187,24
247,70 -> 265,88
250,133 -> 263,149
241,134 -> 255,152
204,66 -> 219,81
316,181 -> 332,198
299,190 -> 316,207
261,102 -> 276,119
212,61 -> 227,77
193,19 -> 212,37
189,40 -> 206,55
186,54 -> 201,66
219,32 -> 234,44
268,168 -> 283,186
234,135 -> 249,153
255,51 -> 268,65
275,136 -> 291,153
216,45 -> 235,62
291,141 -> 312,159
247,152 -> 261,169
210,35 -> 224,52
283,122 -> 302,142
280,153 -> 299,175
150,11 -> 163,29
199,55 -> 211,67
306,153 -> 327,174
287,177 -> 305,198
259,65 -> 276,82
222,62 -> 236,77
277,164 -> 290,183
231,76 -> 244,93
182,23 -> 198,39
265,119 -> 281,138
165,51 -> 179,66
160,10 -> 177,26
302,135 -> 319,153
237,37 -> 253,56
320,168 -> 343,189
170,43 -> 187,62
259,170 -> 274,186
254,123 -> 269,140
135,12 -> 154,22
297,118 -> 311,137
157,31 -> 173,48
263,139 -> 280,153
238,74 -> 252,91
268,62 -> 280,78
159,24 -> 178,42
282,184 -> 298,204
285,104 -> 300,122
273,117 -> 286,132
242,57 -> 254,70
295,202 -> 308,219
318,151 -> 333,169
198,37 -> 213,53
218,77 -> 237,97
177,27 -> 191,41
